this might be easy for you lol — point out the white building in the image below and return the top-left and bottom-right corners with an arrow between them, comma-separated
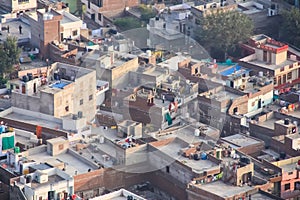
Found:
17,167 -> 74,200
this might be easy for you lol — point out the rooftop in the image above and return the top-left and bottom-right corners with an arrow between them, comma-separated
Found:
246,59 -> 294,71
27,149 -> 98,176
221,134 -> 262,148
150,138 -> 219,173
0,19 -> 30,44
190,181 -> 254,198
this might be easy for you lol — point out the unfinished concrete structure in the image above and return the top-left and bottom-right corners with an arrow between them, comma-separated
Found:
11,62 -> 96,122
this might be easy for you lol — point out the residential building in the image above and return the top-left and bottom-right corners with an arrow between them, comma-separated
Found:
0,0 -> 37,14
81,0 -> 139,26
90,189 -> 146,200
10,62 -> 96,122
271,156 -> 300,199
13,167 -> 74,200
25,6 -> 85,59
240,34 -> 300,94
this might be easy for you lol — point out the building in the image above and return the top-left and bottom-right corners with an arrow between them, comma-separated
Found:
81,0 -> 139,26
0,0 -> 37,14
240,34 -> 300,94
13,167 -> 74,200
25,6 -> 85,59
90,189 -> 146,200
271,156 -> 300,199
11,62 -> 96,122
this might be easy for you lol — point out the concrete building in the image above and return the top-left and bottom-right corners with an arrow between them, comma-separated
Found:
11,62 -> 96,122
81,0 -> 139,26
271,156 -> 300,199
25,6 -> 85,59
14,167 -> 74,200
85,51 -> 139,89
240,34 -> 300,94
0,0 -> 37,14
90,189 -> 146,200
221,134 -> 265,156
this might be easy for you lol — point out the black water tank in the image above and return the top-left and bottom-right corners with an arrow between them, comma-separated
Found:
26,175 -> 32,183
194,153 -> 200,160
280,152 -> 286,159
27,73 -> 33,81
284,118 -> 290,125
22,75 -> 28,82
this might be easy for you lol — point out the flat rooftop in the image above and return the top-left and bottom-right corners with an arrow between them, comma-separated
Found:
151,138 -> 219,173
221,134 -> 262,148
31,174 -> 64,189
258,118 -> 277,130
3,110 -> 62,129
0,19 -> 30,44
194,181 -> 253,198
157,124 -> 220,144
247,59 -> 295,70
28,150 -> 98,176
209,90 -> 242,102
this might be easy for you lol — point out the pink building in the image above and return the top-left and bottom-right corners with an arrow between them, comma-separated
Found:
272,156 -> 300,199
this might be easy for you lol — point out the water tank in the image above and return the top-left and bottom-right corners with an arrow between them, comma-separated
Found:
194,129 -> 200,137
78,111 -> 83,118
22,75 -> 28,82
193,153 -> 200,160
258,71 -> 264,77
201,152 -> 207,160
99,136 -> 104,144
26,175 -> 32,183
146,50 -> 152,57
14,146 -> 20,154
280,152 -> 286,159
53,72 -> 59,80
284,118 -> 290,125
27,73 -> 33,81
294,121 -> 298,126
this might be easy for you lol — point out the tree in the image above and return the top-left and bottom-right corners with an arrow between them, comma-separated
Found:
139,4 -> 156,22
194,10 -> 254,60
114,17 -> 142,31
0,36 -> 21,77
280,7 -> 300,48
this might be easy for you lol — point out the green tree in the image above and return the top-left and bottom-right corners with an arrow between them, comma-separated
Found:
280,7 -> 300,48
194,10 -> 254,60
139,4 -> 156,22
114,17 -> 142,31
0,36 -> 21,76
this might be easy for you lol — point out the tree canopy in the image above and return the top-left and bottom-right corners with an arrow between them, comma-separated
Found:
194,10 -> 254,60
139,4 -> 156,22
280,7 -> 300,48
0,36 -> 21,77
114,17 -> 142,31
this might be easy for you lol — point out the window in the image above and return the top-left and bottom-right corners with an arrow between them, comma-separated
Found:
59,144 -> 64,150
263,51 -> 267,62
280,67 -> 284,72
288,72 -> 292,80
72,30 -> 78,36
285,183 -> 290,191
289,64 -> 293,69
166,166 -> 170,173
65,106 -> 69,112
288,171 -> 293,175
89,95 -> 93,101
273,77 -> 277,84
18,0 -> 29,3
80,99 -> 83,105
98,13 -> 102,21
